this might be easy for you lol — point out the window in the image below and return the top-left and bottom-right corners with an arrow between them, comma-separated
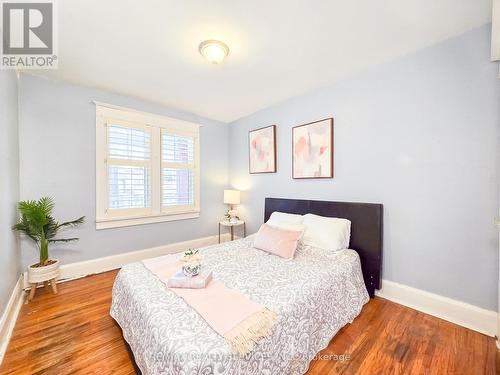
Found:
95,103 -> 200,229
161,133 -> 195,209
107,124 -> 151,214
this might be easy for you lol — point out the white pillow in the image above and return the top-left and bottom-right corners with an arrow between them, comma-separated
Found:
268,222 -> 306,235
267,211 -> 304,228
302,213 -> 351,251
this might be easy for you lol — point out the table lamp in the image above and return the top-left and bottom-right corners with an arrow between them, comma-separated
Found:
223,190 -> 240,223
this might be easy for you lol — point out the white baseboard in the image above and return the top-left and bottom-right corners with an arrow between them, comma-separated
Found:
0,275 -> 24,365
376,279 -> 497,337
22,234 -> 230,288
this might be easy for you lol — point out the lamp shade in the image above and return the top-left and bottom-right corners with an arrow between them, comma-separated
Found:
224,190 -> 240,205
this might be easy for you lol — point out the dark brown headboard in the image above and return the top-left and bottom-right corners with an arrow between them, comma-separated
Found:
264,197 -> 383,297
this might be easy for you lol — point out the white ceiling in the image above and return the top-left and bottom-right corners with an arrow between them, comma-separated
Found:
31,0 -> 492,123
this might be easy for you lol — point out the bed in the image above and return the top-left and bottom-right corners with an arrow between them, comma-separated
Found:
110,198 -> 383,374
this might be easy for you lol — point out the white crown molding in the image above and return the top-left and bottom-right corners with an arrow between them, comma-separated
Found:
0,275 -> 24,366
376,279 -> 496,337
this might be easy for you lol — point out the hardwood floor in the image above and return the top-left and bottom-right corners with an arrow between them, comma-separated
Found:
0,270 -> 497,374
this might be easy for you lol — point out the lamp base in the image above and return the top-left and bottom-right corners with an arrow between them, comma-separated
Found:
228,209 -> 238,223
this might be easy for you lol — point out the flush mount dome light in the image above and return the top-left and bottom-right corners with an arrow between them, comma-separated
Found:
199,40 -> 229,64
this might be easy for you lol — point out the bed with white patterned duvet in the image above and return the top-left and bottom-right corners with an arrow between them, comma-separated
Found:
110,235 -> 369,375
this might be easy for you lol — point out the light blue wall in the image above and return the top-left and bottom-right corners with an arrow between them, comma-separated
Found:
0,70 -> 20,316
228,25 -> 500,311
18,74 -> 229,269
15,25 -> 499,311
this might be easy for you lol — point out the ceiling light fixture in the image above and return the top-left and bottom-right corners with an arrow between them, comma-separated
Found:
199,40 -> 229,64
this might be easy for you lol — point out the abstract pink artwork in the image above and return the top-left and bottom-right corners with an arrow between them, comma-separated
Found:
248,125 -> 276,174
292,118 -> 333,179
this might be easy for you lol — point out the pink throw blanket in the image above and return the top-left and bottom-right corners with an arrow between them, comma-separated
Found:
142,254 -> 276,354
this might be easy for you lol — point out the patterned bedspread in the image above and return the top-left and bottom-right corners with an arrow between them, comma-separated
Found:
110,235 -> 369,375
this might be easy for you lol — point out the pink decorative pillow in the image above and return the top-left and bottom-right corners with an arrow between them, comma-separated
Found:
253,223 -> 303,259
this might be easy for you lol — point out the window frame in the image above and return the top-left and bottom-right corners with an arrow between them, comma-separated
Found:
95,102 -> 200,230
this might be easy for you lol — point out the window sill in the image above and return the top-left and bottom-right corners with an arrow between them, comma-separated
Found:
96,211 -> 200,230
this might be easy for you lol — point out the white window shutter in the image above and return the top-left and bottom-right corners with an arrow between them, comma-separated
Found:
161,133 -> 196,209
107,124 -> 151,211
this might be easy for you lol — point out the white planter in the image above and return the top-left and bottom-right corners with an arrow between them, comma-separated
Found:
28,259 -> 60,283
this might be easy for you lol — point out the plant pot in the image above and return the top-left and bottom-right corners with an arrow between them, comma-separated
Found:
182,262 -> 201,277
28,259 -> 60,283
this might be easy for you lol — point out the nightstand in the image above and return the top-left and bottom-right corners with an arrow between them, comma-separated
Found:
219,220 -> 246,243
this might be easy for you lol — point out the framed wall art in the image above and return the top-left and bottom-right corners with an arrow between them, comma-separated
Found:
292,118 -> 333,179
248,125 -> 277,174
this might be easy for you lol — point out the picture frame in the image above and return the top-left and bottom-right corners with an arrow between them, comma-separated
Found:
248,125 -> 277,174
292,118 -> 333,179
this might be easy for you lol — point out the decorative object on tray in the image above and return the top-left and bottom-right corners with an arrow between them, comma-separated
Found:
181,249 -> 202,276
292,118 -> 333,179
248,125 -> 277,173
12,197 -> 85,301
168,269 -> 213,289
223,189 -> 240,223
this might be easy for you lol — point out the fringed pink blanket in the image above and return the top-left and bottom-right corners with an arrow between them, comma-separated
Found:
142,254 -> 276,354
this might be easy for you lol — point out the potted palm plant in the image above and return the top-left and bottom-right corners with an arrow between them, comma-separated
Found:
12,197 -> 84,299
